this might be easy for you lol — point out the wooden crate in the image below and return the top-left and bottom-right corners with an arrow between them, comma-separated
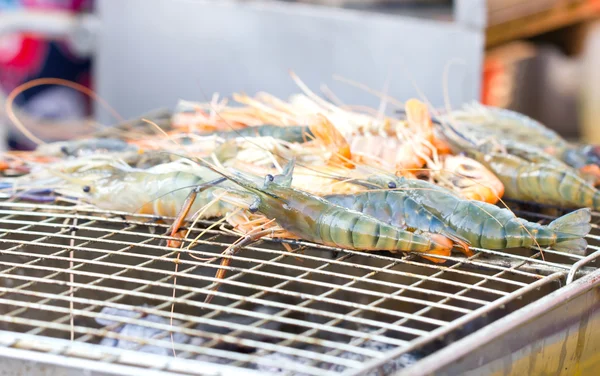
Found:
486,0 -> 600,47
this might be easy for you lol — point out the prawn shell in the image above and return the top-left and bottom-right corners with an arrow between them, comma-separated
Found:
394,177 -> 583,250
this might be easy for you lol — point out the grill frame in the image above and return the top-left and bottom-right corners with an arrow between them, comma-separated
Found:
0,199 -> 597,375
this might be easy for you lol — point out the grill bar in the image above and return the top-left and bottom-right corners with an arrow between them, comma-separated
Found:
2,263 -> 432,340
308,247 -> 546,371
0,200 -> 596,375
346,272 -> 566,376
0,221 -> 544,288
0,229 -> 526,300
0,330 -> 263,376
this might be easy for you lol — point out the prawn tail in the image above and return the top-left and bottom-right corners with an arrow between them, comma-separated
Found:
552,238 -> 588,254
549,208 -> 592,237
549,208 -> 592,254
440,230 -> 473,257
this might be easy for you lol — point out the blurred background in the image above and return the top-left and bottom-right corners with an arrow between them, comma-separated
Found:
0,0 -> 599,151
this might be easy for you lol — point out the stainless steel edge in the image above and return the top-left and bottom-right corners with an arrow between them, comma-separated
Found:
0,331 -> 263,376
392,268 -> 600,376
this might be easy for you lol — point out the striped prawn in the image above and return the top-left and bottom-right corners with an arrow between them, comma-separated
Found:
362,175 -> 592,253
323,189 -> 473,257
173,158 -> 471,302
436,118 -> 600,210
204,158 -> 462,256
443,103 -> 600,175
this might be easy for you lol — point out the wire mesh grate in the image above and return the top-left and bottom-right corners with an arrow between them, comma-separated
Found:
0,199 -> 597,375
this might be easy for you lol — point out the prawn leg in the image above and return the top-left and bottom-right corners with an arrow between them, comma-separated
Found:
205,226 -> 279,304
167,177 -> 226,248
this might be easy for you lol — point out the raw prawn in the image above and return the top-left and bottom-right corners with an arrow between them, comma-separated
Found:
192,159 -> 461,264
202,124 -> 313,144
370,176 -> 591,253
435,154 -> 504,204
35,138 -> 138,158
304,105 -> 504,204
444,103 -> 600,184
5,159 -> 234,220
436,118 -> 600,210
323,190 -> 472,256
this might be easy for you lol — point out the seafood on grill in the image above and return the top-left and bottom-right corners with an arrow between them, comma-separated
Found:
341,98 -> 437,172
283,97 -> 504,204
172,82 -> 505,204
226,161 -> 367,196
437,117 -> 600,211
443,103 -> 600,185
167,120 -> 314,145
362,175 -> 592,253
201,124 -> 314,144
2,157 -> 259,248
3,72 -> 596,280
35,137 -> 139,158
209,159 -> 461,257
0,138 -> 141,176
3,157 -> 234,219
3,152 -> 461,261
432,154 -> 505,204
177,158 -> 477,301
208,118 -> 501,204
323,190 -> 472,255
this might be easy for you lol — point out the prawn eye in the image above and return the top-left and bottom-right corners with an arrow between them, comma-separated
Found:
60,146 -> 69,155
82,185 -> 91,193
388,181 -> 397,189
248,201 -> 259,213
460,163 -> 476,171
266,174 -> 274,182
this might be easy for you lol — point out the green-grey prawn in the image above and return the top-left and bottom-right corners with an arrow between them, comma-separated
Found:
435,113 -> 600,211
442,103 -> 600,185
323,190 -> 473,256
4,157 -> 233,221
366,176 -> 591,253
202,159 -> 455,258
183,157 -> 466,302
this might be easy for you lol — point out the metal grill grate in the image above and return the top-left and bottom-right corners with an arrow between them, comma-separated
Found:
0,198 -> 598,375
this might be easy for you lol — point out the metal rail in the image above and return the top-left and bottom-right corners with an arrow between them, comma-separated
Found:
0,200 -> 596,375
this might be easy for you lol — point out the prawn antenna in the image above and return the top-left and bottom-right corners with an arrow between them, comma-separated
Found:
442,58 -> 467,115
5,78 -> 124,145
398,67 -> 545,257
332,74 -> 405,108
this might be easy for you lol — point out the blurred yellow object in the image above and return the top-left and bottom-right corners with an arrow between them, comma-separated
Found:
581,20 -> 600,145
